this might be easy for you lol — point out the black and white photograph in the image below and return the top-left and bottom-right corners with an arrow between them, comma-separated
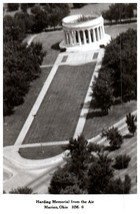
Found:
1,0 -> 139,213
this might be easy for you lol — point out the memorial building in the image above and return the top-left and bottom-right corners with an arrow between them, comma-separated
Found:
60,14 -> 111,51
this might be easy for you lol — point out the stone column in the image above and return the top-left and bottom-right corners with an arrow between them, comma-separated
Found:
67,32 -> 70,44
71,31 -> 74,44
88,29 -> 92,44
102,26 -> 105,37
65,31 -> 68,44
69,31 -> 73,45
78,31 -> 81,45
97,27 -> 100,41
83,30 -> 87,44
98,27 -> 101,39
99,26 -> 102,39
73,31 -> 77,44
93,28 -> 96,42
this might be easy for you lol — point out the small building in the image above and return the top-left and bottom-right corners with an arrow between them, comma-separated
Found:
60,14 -> 111,51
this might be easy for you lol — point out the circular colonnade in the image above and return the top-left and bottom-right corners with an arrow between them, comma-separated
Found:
60,15 -> 111,51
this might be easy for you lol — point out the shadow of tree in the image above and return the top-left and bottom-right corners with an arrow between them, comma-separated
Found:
51,42 -> 61,51
87,110 -> 108,119
123,133 -> 133,139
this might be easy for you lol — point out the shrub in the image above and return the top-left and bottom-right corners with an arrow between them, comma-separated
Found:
9,186 -> 33,194
60,184 -> 87,194
113,154 -> 131,169
105,174 -> 131,194
102,127 -> 123,150
88,143 -> 105,153
126,113 -> 137,136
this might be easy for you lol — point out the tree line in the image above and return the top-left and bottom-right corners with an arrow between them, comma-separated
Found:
102,3 -> 137,24
5,3 -> 70,33
3,15 -> 45,115
3,4 -> 70,115
92,28 -> 137,114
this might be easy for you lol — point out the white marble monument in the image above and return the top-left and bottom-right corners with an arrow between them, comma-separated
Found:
60,14 -> 111,51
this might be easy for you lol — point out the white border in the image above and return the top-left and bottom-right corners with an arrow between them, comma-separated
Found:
1,1 -> 139,214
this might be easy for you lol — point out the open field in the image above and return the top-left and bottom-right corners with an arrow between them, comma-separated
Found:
23,63 -> 96,144
3,67 -> 52,147
83,100 -> 137,139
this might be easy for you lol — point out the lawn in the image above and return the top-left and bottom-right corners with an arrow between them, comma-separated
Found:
83,100 -> 137,140
32,31 -> 64,65
23,62 -> 96,144
105,22 -> 137,38
70,3 -> 111,16
3,67 -> 52,147
19,144 -> 65,160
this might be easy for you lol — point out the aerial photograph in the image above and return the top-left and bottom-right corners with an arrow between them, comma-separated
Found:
3,2 -> 137,194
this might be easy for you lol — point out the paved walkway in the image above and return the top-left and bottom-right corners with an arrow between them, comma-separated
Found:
74,49 -> 104,138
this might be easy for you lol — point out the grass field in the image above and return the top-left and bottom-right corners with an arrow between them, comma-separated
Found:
3,67 -> 52,147
83,100 -> 137,139
105,22 -> 137,38
19,144 -> 65,160
23,63 -> 96,144
33,31 -> 63,65
70,3 -> 111,16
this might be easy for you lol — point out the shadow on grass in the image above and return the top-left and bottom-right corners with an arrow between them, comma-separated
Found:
123,133 -> 133,139
87,110 -> 108,119
51,42 -> 61,51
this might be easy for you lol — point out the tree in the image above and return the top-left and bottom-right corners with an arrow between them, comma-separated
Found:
113,154 -> 131,169
88,152 -> 114,194
126,113 -> 137,135
7,3 -> 19,11
3,15 -> 25,42
31,8 -> 48,33
9,186 -> 33,194
49,136 -> 131,194
73,3 -> 87,8
14,12 -> 34,33
3,25 -> 45,115
44,4 -> 70,29
105,175 -> 131,194
64,135 -> 91,176
102,127 -> 123,150
49,167 -> 81,194
101,29 -> 137,102
20,3 -> 29,13
102,3 -> 136,23
91,68 -> 113,114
